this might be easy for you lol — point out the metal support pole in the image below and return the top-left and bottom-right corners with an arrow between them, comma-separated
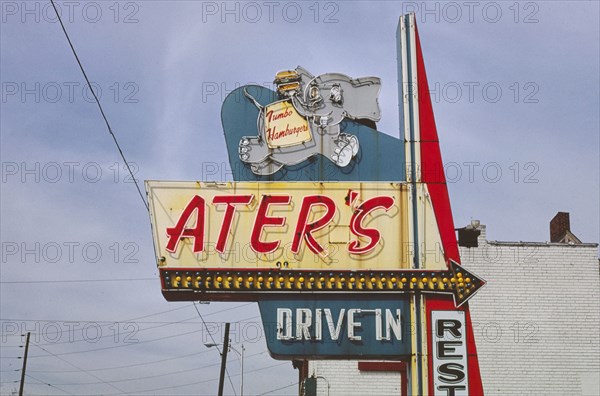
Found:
19,332 -> 31,396
240,344 -> 245,396
217,323 -> 230,396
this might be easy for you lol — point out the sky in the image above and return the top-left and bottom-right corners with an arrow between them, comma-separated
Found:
1,1 -> 599,395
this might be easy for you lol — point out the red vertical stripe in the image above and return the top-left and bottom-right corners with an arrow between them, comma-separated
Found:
414,22 -> 485,395
414,24 -> 460,263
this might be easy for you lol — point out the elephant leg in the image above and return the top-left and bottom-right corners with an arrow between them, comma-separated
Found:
238,136 -> 270,164
248,159 -> 284,176
330,132 -> 360,167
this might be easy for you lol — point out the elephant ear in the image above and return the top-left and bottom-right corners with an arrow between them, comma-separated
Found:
221,85 -> 406,183
342,77 -> 382,122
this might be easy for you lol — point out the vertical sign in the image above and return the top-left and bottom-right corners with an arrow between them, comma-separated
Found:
431,310 -> 468,395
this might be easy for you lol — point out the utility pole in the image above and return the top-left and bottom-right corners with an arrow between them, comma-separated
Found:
19,332 -> 30,396
217,323 -> 230,396
239,344 -> 245,396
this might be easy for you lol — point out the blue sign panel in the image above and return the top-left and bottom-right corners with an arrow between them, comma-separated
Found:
221,85 -> 406,183
258,296 -> 411,359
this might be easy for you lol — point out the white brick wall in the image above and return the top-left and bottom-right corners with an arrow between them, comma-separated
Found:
307,360 -> 402,396
462,226 -> 600,396
308,225 -> 600,395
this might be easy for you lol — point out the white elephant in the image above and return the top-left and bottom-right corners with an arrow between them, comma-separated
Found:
239,66 -> 382,176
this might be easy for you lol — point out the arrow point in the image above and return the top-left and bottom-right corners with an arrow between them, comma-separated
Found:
448,259 -> 486,307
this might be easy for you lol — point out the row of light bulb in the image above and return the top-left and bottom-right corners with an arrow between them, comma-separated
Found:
163,270 -> 476,293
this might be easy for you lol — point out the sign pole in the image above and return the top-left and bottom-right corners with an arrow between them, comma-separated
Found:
146,16 -> 488,393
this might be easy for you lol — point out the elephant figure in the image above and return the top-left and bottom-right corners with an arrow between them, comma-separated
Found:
238,66 -> 382,176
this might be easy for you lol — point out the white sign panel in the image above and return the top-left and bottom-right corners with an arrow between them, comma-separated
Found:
145,181 -> 410,270
431,310 -> 469,395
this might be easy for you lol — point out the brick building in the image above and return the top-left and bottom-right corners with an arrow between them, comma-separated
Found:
305,213 -> 600,395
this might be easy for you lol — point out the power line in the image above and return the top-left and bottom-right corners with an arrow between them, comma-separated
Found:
257,382 -> 297,396
37,313 -> 260,346
34,316 -> 200,347
27,328 -> 204,358
2,306 -> 257,349
48,0 -> 148,211
103,361 -> 288,395
25,373 -> 77,396
25,314 -> 259,358
32,315 -> 205,347
29,343 -> 128,395
15,359 -> 284,395
42,351 -> 267,386
1,305 -> 193,328
1,303 -> 254,328
0,314 -> 260,352
0,314 -> 260,326
28,351 -> 201,373
0,301 -> 217,337
25,347 -> 264,376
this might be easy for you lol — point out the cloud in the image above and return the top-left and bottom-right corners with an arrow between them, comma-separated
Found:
1,2 -> 598,394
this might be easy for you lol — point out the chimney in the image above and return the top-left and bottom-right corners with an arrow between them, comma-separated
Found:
550,212 -> 571,243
